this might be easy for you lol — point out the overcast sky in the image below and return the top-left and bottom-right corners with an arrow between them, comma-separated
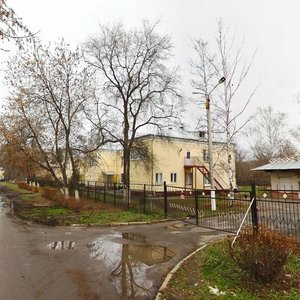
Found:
2,0 -> 300,131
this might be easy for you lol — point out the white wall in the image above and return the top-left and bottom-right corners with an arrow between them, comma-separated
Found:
271,171 -> 300,190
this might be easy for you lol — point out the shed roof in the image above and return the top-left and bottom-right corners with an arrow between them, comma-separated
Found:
252,161 -> 300,171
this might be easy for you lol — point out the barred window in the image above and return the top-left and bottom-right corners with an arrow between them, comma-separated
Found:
170,173 -> 177,183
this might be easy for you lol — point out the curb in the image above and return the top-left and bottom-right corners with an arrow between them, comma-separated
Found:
155,244 -> 207,300
70,219 -> 171,227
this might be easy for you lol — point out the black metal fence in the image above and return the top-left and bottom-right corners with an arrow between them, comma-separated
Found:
164,183 -> 254,233
164,183 -> 300,238
77,181 -> 167,215
26,178 -> 300,238
255,187 -> 300,238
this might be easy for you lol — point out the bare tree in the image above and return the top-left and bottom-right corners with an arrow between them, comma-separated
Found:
84,21 -> 181,206
235,146 -> 271,186
0,118 -> 41,180
191,19 -> 256,190
0,0 -> 32,50
2,39 -> 98,192
249,106 -> 297,161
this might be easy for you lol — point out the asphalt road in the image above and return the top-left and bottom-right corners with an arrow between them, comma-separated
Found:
0,193 -> 228,300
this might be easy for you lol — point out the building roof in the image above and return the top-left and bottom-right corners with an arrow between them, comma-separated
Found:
100,127 -> 232,151
136,127 -> 201,141
252,161 -> 300,171
137,127 -> 233,145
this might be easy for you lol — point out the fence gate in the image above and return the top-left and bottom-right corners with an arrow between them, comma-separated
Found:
165,183 -> 300,238
165,183 -> 254,234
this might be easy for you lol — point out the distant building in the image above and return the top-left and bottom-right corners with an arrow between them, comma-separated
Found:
252,160 -> 300,191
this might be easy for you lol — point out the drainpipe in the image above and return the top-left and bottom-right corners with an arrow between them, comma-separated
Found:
151,135 -> 155,186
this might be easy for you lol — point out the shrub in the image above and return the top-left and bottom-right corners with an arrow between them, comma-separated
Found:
41,187 -> 84,210
16,181 -> 39,192
16,181 -> 29,190
31,186 -> 39,193
58,196 -> 84,211
41,187 -> 61,201
229,225 -> 298,284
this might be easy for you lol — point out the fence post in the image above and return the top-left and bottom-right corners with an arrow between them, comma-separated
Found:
113,183 -> 116,207
143,184 -> 146,214
194,189 -> 199,226
250,183 -> 258,228
164,181 -> 167,218
87,181 -> 90,198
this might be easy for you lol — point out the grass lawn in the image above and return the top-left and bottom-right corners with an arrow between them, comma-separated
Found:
77,209 -> 162,224
0,182 -> 164,226
161,241 -> 300,299
0,181 -> 34,194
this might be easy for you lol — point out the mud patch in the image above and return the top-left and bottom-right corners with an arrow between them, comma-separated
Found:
66,269 -> 100,300
165,223 -> 189,230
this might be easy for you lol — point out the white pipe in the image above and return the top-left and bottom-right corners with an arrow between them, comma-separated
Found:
231,197 -> 256,247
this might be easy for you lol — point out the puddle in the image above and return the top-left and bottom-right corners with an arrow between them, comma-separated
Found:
122,232 -> 146,243
88,233 -> 176,298
47,240 -> 76,250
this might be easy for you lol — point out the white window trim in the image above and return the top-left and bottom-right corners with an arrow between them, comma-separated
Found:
155,172 -> 163,185
170,172 -> 177,183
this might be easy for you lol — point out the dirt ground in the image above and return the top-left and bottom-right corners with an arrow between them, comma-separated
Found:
0,187 -> 229,299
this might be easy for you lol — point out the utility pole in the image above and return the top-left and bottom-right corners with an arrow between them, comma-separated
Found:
194,76 -> 225,211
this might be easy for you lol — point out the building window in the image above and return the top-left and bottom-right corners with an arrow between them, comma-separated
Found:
203,172 -> 210,186
155,173 -> 163,184
199,131 -> 206,138
130,149 -> 143,160
185,173 -> 193,185
170,173 -> 177,183
203,149 -> 209,162
88,157 -> 97,167
186,151 -> 191,159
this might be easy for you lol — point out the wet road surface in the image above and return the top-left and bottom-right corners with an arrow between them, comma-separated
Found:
0,194 -> 228,299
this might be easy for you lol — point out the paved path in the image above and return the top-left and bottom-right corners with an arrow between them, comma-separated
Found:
0,194 -> 228,300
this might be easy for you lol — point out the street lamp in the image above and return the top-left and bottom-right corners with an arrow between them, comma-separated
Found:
193,76 -> 226,211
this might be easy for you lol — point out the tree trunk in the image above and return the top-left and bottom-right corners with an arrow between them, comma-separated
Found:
123,148 -> 131,209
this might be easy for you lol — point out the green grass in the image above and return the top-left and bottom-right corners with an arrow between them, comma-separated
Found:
162,241 -> 300,299
238,185 -> 272,197
286,255 -> 300,275
0,181 -> 33,193
168,197 -> 248,220
18,206 -> 71,218
22,193 -> 39,202
1,181 -> 165,226
0,181 -> 41,203
16,206 -> 163,226
77,209 -> 162,224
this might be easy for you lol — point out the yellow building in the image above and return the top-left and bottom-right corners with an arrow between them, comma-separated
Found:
82,149 -> 123,184
81,129 -> 236,190
0,167 -> 4,181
